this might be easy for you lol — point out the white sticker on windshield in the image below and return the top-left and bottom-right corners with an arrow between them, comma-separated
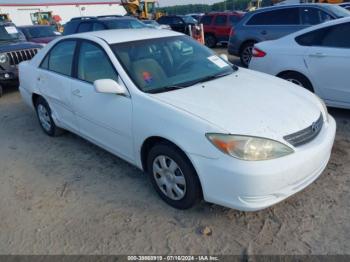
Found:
207,55 -> 229,68
5,26 -> 18,34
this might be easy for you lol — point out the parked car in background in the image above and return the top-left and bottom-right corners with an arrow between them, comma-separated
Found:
188,13 -> 204,22
250,17 -> 350,109
142,20 -> 171,30
18,25 -> 61,45
157,15 -> 197,35
0,22 -> 41,97
339,3 -> 350,11
228,4 -> 350,67
63,16 -> 148,35
200,11 -> 245,47
19,29 -> 335,211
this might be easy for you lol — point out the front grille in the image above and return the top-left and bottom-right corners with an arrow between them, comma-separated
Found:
284,114 -> 323,147
6,48 -> 39,65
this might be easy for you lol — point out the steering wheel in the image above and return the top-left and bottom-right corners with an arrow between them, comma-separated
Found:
176,58 -> 195,72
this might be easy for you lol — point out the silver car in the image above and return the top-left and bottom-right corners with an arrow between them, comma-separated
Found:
228,4 -> 349,67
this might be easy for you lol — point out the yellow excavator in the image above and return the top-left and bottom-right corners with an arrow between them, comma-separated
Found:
121,0 -> 163,20
0,14 -> 11,22
30,11 -> 64,32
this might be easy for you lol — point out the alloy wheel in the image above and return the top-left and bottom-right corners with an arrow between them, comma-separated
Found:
37,104 -> 52,132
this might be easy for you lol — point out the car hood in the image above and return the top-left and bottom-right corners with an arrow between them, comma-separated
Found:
152,68 -> 321,143
0,41 -> 42,52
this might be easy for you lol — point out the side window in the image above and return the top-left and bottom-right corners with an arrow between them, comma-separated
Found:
214,15 -> 227,26
295,28 -> 327,46
247,8 -> 300,25
201,15 -> 213,25
172,17 -> 184,24
321,23 -> 350,48
229,15 -> 241,26
300,8 -> 332,25
295,23 -> 350,48
77,22 -> 92,33
92,22 -> 106,31
77,41 -> 118,83
44,40 -> 76,76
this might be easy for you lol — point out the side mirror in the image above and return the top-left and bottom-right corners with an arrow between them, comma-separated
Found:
219,54 -> 229,62
94,79 -> 127,96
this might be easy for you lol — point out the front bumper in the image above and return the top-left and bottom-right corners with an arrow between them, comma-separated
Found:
189,116 -> 336,211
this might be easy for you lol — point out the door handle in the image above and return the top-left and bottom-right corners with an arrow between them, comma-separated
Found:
72,89 -> 82,98
309,53 -> 326,58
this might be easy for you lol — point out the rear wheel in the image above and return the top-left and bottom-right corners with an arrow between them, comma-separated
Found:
205,34 -> 217,48
34,96 -> 64,136
240,42 -> 255,67
279,72 -> 314,92
147,143 -> 202,209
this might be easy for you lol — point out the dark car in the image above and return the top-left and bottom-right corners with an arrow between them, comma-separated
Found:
228,4 -> 350,67
63,16 -> 148,35
0,22 -> 41,97
18,25 -> 61,44
157,15 -> 197,35
200,11 -> 245,48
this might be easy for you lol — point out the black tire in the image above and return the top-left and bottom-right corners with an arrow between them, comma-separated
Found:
205,34 -> 217,48
0,85 -> 3,97
147,143 -> 202,209
34,96 -> 64,137
240,42 -> 255,67
279,72 -> 314,92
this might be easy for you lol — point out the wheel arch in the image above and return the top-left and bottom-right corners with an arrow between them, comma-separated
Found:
140,136 -> 204,197
239,39 -> 258,54
276,70 -> 314,92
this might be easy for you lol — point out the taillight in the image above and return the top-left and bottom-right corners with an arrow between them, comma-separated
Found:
230,27 -> 235,37
252,47 -> 266,58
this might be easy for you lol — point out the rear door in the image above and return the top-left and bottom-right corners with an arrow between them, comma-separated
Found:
303,22 -> 350,104
36,40 -> 78,132
212,15 -> 230,42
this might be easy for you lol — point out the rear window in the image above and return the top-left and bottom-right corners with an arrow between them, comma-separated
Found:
247,8 -> 300,25
105,19 -> 147,29
201,15 -> 213,25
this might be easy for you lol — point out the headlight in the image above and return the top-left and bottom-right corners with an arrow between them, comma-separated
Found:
0,54 -> 7,64
315,95 -> 329,123
206,134 -> 294,161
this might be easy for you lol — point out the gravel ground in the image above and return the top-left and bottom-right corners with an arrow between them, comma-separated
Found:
0,54 -> 350,255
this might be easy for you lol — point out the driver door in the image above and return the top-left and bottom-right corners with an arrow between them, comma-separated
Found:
71,40 -> 134,161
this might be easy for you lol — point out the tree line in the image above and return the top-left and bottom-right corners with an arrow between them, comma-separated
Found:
159,0 -> 253,14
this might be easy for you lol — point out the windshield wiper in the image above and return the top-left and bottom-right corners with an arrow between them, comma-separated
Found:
146,85 -> 186,94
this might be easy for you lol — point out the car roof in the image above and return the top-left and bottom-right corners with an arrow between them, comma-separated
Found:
251,3 -> 333,13
19,25 -> 52,29
66,28 -> 182,44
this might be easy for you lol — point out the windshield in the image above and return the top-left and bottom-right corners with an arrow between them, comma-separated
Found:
23,26 -> 59,38
327,5 -> 350,17
181,16 -> 197,24
111,36 -> 234,93
0,25 -> 20,41
105,19 -> 148,29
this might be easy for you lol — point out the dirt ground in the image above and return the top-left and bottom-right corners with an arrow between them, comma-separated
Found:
1,55 -> 350,255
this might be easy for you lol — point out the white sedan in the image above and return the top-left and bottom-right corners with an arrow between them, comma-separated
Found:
19,29 -> 336,211
250,17 -> 350,109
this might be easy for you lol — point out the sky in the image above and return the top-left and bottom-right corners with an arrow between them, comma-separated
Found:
0,0 -> 222,7
158,0 -> 222,7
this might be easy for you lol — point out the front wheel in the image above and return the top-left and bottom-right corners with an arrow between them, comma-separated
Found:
35,96 -> 64,136
147,143 -> 202,209
205,34 -> 217,48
